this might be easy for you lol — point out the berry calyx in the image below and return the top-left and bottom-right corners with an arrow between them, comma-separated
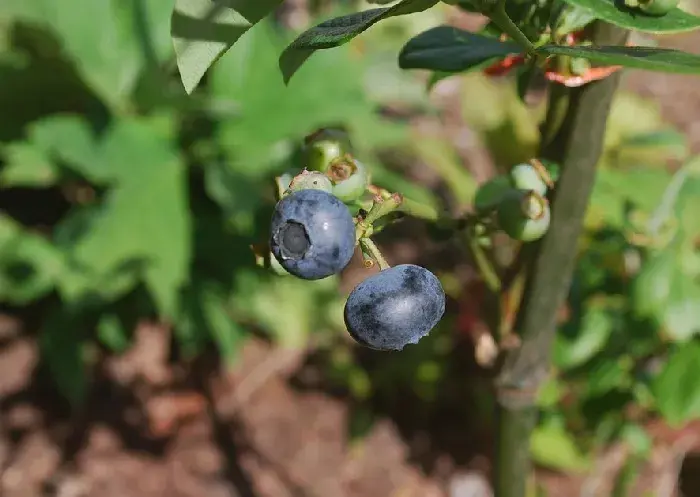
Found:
304,128 -> 353,173
327,155 -> 370,203
497,189 -> 551,242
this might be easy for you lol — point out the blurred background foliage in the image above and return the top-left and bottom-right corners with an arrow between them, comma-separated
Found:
2,0 -> 700,493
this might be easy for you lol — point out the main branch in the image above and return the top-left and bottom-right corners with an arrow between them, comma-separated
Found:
493,22 -> 629,497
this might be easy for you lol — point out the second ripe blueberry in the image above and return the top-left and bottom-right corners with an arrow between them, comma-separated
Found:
270,189 -> 356,280
344,264 -> 446,351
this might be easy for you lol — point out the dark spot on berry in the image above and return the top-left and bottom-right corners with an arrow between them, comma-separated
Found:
277,221 -> 310,259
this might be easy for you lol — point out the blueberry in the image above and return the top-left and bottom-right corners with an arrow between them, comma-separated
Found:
270,189 -> 356,280
344,264 -> 446,351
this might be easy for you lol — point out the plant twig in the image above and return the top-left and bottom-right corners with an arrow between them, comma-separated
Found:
468,229 -> 502,292
493,22 -> 629,497
488,0 -> 536,54
360,237 -> 390,270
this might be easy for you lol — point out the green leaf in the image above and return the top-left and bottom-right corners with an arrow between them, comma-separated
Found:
588,166 -> 671,229
171,0 -> 282,94
97,313 -> 130,353
619,128 -> 688,160
554,303 -> 616,369
40,308 -> 88,408
0,215 -> 64,304
531,422 -> 590,472
53,205 -> 141,306
203,161 -> 262,234
653,341 -> 700,426
279,0 -> 439,83
676,171 -> 700,241
5,0 -> 174,107
0,143 -> 57,187
234,271 -> 343,349
210,19 -> 388,174
584,358 -> 632,397
560,0 -> 700,34
178,281 -> 245,365
474,175 -> 512,214
663,269 -> 700,342
537,44 -> 700,75
27,115 -> 102,181
398,26 -> 521,72
199,284 -> 245,366
633,243 -> 700,342
70,119 -> 192,317
412,136 -> 478,205
632,247 -> 676,320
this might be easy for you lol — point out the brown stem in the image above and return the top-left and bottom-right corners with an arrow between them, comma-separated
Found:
492,22 -> 629,497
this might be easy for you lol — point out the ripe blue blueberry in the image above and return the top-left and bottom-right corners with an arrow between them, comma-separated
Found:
270,189 -> 356,280
344,264 -> 446,351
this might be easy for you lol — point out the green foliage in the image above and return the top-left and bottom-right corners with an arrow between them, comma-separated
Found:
171,0 -> 283,94
560,0 -> 700,33
3,1 -> 700,490
279,0 -> 440,82
538,44 -> 700,74
398,27 -> 522,72
399,26 -> 700,74
653,341 -> 700,425
0,3 -> 421,405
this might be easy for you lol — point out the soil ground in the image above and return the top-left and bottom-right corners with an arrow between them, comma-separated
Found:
3,12 -> 700,497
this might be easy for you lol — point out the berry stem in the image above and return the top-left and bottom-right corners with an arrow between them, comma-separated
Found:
467,225 -> 501,293
487,0 -> 536,55
396,196 -> 440,222
359,237 -> 391,270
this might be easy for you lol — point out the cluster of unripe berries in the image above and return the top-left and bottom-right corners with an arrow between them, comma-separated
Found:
475,160 -> 553,243
263,129 -> 555,351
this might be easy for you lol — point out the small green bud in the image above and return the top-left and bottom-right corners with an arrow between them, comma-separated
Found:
510,163 -> 548,196
304,128 -> 352,173
636,0 -> 679,15
328,156 -> 370,203
497,190 -> 551,242
287,170 -> 333,194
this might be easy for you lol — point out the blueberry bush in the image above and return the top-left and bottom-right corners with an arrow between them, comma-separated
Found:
2,0 -> 700,495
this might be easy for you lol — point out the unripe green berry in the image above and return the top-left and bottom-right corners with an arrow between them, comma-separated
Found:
304,128 -> 352,173
510,163 -> 547,196
637,0 -> 679,15
497,190 -> 551,242
286,170 -> 333,194
328,156 -> 369,203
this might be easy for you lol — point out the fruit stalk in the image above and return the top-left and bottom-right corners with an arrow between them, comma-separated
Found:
492,22 -> 629,497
